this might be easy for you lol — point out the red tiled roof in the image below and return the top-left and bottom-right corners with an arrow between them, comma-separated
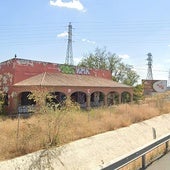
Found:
14,72 -> 131,88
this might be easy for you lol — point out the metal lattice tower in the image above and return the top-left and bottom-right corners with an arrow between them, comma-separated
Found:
65,22 -> 74,65
146,53 -> 153,80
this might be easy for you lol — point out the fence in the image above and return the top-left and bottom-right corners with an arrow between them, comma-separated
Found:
102,133 -> 170,170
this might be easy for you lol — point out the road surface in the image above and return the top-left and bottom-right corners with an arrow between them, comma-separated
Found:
146,152 -> 170,170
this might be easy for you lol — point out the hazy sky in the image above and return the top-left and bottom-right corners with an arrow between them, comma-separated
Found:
0,0 -> 170,84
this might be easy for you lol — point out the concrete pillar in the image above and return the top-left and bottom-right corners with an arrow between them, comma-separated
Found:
86,94 -> 91,110
14,94 -> 20,113
66,94 -> 71,101
62,94 -> 71,108
165,141 -> 169,154
9,91 -> 19,114
104,94 -> 108,106
142,155 -> 146,169
119,94 -> 121,104
130,93 -> 133,102
35,91 -> 47,113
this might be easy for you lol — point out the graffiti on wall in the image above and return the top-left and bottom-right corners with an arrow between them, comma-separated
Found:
153,80 -> 167,92
142,79 -> 167,95
76,67 -> 90,75
60,65 -> 90,75
0,73 -> 13,93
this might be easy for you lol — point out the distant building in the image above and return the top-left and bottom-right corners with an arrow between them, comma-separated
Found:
0,58 -> 133,114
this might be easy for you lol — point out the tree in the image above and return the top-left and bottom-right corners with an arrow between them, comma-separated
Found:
107,53 -> 122,81
133,84 -> 144,102
121,64 -> 140,86
78,47 -> 140,86
0,91 -> 5,113
79,48 -> 108,69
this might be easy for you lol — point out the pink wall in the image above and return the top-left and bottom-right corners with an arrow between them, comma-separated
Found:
0,58 -> 112,113
5,58 -> 112,84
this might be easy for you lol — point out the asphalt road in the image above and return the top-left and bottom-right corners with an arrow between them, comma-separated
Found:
146,152 -> 170,170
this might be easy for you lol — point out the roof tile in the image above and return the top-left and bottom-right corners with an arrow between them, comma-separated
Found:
14,72 -> 130,88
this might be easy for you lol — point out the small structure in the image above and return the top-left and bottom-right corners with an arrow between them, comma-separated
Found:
142,79 -> 167,95
143,53 -> 167,95
0,58 -> 133,114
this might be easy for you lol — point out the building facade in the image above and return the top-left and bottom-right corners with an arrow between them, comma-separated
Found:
0,58 -> 133,114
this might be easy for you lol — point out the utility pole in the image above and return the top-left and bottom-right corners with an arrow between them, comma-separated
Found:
146,53 -> 153,80
65,22 -> 74,65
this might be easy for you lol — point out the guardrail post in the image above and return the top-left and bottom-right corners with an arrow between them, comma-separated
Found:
165,141 -> 169,154
102,134 -> 170,170
142,155 -> 146,170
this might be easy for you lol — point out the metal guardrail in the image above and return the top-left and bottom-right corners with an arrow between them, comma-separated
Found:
102,133 -> 170,170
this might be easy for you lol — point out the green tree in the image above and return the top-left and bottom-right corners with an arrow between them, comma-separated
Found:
0,94 -> 3,113
79,48 -> 108,69
78,47 -> 140,86
121,64 -> 140,86
0,91 -> 5,114
107,53 -> 122,81
133,84 -> 144,102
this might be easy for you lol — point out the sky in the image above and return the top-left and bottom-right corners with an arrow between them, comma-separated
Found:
0,0 -> 170,85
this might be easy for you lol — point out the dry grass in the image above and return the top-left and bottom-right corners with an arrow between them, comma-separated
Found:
0,93 -> 170,161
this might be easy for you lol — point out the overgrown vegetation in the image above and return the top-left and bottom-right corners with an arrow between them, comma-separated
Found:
133,84 -> 144,102
0,92 -> 170,161
0,91 -> 5,115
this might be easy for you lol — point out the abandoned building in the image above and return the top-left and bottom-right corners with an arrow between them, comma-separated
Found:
0,58 -> 133,114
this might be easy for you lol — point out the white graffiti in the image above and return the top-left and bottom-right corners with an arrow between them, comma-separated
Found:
76,67 -> 90,75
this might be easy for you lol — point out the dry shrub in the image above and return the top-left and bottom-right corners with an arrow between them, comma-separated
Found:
0,93 -> 170,160
0,117 -> 43,159
0,119 -> 17,159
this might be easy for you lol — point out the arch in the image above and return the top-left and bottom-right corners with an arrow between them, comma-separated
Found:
121,91 -> 131,103
70,91 -> 87,108
46,91 -> 67,109
91,91 -> 104,107
18,91 -> 36,114
20,91 -> 36,106
107,91 -> 120,106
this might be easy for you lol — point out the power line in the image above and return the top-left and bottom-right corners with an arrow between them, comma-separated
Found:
0,20 -> 170,47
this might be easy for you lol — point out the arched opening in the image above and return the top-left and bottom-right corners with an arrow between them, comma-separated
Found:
70,91 -> 87,108
18,91 -> 36,114
91,91 -> 104,107
20,91 -> 36,106
107,91 -> 119,106
121,91 -> 131,103
46,92 -> 66,109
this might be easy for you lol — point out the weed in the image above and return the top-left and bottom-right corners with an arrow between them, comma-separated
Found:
0,92 -> 170,161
